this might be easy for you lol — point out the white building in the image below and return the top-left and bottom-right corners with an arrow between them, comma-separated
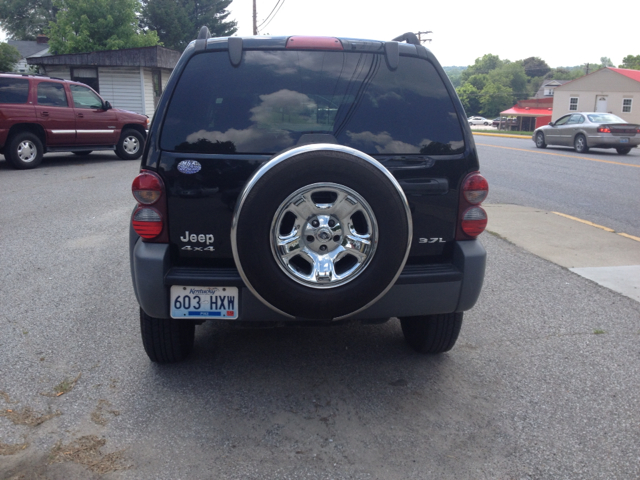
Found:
28,46 -> 181,120
552,68 -> 640,124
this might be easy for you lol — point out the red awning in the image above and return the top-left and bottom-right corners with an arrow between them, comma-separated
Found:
501,106 -> 553,116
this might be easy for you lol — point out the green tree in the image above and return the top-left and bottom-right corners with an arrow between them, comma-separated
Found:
479,82 -> 514,118
0,42 -> 21,71
456,83 -> 481,116
461,54 -> 504,83
467,73 -> 489,91
0,0 -> 56,40
521,57 -> 550,78
488,62 -> 528,99
47,0 -> 160,54
140,0 -> 237,51
600,57 -> 613,67
620,55 -> 640,70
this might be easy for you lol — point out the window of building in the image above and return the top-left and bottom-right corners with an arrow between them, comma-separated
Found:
622,98 -> 632,113
71,67 -> 99,93
569,97 -> 579,111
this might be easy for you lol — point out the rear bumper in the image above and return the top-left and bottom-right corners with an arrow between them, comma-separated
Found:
130,232 -> 486,321
587,134 -> 640,148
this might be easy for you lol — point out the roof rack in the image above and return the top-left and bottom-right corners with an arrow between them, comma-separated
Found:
391,33 -> 420,46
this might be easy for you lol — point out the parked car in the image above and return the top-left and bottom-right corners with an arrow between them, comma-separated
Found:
0,73 -> 149,169
492,117 -> 518,128
533,112 -> 640,155
129,29 -> 488,363
468,116 -> 491,126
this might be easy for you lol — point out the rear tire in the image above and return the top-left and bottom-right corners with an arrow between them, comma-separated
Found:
140,308 -> 195,363
616,147 -> 631,155
6,132 -> 44,169
400,312 -> 463,354
115,129 -> 144,160
574,134 -> 589,154
535,132 -> 547,149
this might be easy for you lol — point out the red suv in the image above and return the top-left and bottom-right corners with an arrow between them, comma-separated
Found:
0,73 -> 149,169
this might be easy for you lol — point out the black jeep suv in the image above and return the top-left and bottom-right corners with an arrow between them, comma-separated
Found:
129,29 -> 488,363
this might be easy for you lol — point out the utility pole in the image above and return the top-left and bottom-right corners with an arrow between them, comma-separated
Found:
253,0 -> 257,35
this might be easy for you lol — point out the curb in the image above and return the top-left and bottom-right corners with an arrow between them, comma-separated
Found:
472,132 -> 531,139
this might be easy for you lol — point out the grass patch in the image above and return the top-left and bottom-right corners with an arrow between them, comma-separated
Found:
42,373 -> 82,397
49,435 -> 130,474
91,399 -> 120,426
0,406 -> 60,426
471,129 -> 533,136
0,440 -> 29,455
593,329 -> 606,335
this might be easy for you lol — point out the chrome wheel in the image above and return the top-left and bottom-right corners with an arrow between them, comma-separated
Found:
574,134 -> 588,153
270,182 -> 378,289
17,140 -> 37,163
122,135 -> 140,155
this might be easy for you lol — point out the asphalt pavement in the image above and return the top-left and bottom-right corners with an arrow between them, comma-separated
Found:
1,152 -> 639,479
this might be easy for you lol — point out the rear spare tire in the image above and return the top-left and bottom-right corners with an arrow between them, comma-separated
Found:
232,144 -> 412,320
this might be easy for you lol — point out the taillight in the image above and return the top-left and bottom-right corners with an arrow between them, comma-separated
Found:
132,171 -> 162,204
286,36 -> 343,50
462,173 -> 489,204
457,172 -> 489,239
461,207 -> 488,236
597,126 -> 611,133
132,170 -> 168,242
132,207 -> 163,238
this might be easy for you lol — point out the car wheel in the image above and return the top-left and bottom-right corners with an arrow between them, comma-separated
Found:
73,150 -> 93,156
484,122 -> 489,125
574,134 -> 589,154
6,132 -> 44,169
115,129 -> 144,160
140,308 -> 195,363
535,132 -> 547,149
400,312 -> 463,354
232,145 -> 412,320
616,147 -> 631,155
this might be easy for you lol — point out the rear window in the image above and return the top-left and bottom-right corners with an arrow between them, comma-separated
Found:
0,78 -> 29,104
161,50 -> 464,155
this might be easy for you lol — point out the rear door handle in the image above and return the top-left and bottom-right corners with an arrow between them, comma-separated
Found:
77,113 -> 84,118
40,111 -> 49,117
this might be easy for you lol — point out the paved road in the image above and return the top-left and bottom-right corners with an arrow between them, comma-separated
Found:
475,134 -> 640,237
1,153 -> 639,479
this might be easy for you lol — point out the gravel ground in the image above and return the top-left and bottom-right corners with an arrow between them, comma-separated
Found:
1,154 -> 639,479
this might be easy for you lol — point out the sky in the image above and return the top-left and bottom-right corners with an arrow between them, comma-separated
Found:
1,0 -> 636,68
227,0 -> 639,68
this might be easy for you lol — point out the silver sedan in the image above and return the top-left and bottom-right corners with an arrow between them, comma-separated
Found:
532,112 -> 640,155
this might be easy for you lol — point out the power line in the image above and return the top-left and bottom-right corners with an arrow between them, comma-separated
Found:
257,0 -> 285,33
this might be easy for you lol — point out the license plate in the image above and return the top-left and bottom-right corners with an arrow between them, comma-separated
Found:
620,138 -> 629,143
170,286 -> 238,319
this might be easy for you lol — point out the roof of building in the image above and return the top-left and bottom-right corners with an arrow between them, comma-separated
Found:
610,67 -> 640,83
7,40 -> 50,59
500,106 -> 553,117
533,79 -> 571,99
555,67 -> 640,90
27,45 -> 181,70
